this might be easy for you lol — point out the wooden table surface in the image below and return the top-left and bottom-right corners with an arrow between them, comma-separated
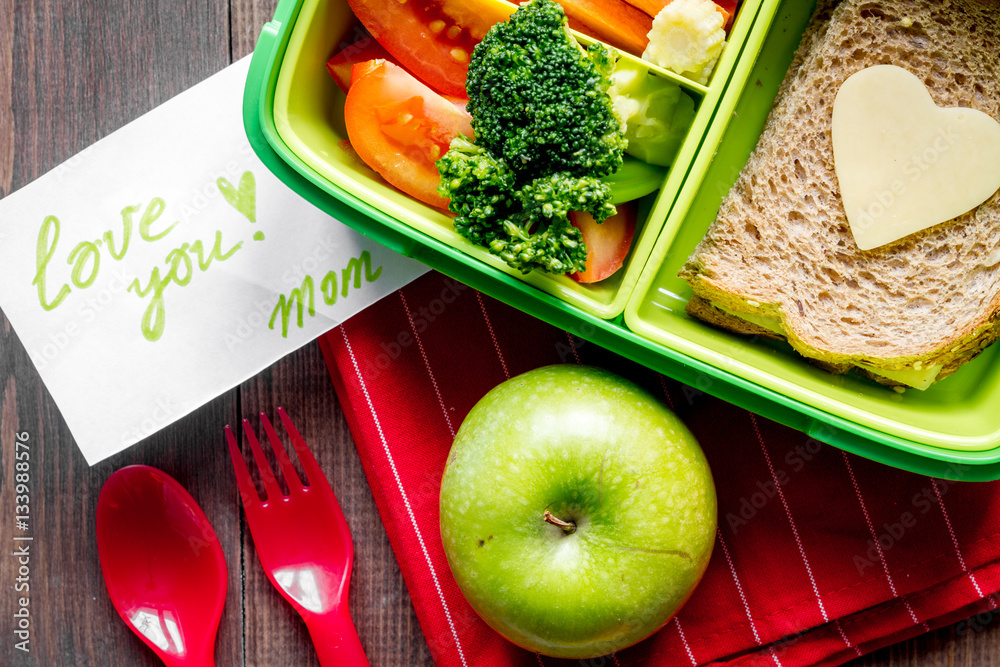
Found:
1,0 -> 999,665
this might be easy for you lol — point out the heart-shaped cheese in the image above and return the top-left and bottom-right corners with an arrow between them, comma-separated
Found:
832,65 -> 1000,251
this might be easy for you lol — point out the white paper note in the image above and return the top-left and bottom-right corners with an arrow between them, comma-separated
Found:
0,57 -> 429,464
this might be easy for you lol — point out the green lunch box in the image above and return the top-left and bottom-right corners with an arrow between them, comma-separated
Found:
243,0 -> 1000,480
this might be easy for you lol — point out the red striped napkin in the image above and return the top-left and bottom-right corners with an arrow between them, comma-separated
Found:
319,271 -> 1000,666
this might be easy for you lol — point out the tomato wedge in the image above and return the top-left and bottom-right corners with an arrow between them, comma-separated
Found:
570,203 -> 637,283
349,60 -> 471,110
345,60 -> 474,210
349,58 -> 387,87
326,36 -> 398,93
347,0 -> 514,98
326,30 -> 470,104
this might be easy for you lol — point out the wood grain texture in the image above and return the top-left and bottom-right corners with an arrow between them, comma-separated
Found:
0,0 -> 998,665
231,0 -> 280,60
0,0 -> 12,195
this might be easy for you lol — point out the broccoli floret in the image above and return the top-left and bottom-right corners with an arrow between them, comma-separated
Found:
438,137 -> 519,243
465,0 -> 626,180
438,137 -> 615,274
437,0 -> 626,276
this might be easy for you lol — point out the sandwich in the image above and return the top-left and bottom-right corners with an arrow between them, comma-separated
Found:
679,0 -> 1000,390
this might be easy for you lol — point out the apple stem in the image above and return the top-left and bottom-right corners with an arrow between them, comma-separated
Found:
543,510 -> 576,535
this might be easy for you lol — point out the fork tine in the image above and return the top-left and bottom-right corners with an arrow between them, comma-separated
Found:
242,418 -> 284,502
225,425 -> 262,508
260,412 -> 305,492
277,407 -> 326,488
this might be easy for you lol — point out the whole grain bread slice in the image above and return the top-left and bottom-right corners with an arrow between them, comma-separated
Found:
679,0 -> 1000,387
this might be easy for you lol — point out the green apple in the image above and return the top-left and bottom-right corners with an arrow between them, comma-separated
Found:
440,364 -> 716,659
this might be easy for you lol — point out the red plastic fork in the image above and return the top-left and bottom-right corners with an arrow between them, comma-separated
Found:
225,408 -> 369,666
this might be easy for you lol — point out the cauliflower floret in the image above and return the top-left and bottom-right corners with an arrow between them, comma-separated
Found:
642,0 -> 727,85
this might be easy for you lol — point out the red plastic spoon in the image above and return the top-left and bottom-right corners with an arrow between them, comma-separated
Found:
96,465 -> 227,667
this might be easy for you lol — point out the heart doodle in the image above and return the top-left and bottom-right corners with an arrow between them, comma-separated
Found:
218,171 -> 257,224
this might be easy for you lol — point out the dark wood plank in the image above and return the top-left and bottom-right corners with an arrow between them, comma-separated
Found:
0,0 -> 12,196
6,0 -> 229,189
231,0 -> 281,60
0,0 -> 240,665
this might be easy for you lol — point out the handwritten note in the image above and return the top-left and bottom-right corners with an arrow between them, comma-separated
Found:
0,57 -> 429,464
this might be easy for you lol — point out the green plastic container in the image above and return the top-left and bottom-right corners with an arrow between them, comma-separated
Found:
260,0 -> 771,319
243,0 -> 1000,480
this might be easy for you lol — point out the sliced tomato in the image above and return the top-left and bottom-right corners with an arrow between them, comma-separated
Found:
345,60 -> 474,210
330,40 -> 471,112
570,203 -> 638,283
351,63 -> 470,111
349,58 -> 385,87
326,36 -> 398,93
555,0 -> 653,57
347,0 -> 514,98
